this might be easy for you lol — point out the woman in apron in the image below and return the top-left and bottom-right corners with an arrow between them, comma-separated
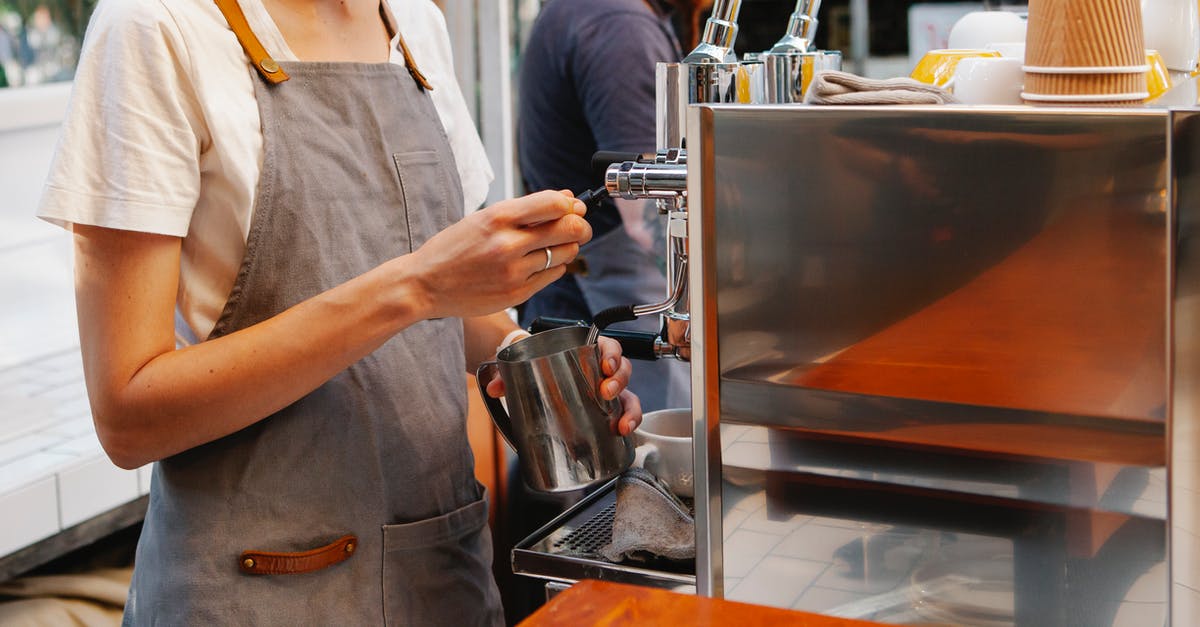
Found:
37,0 -> 642,623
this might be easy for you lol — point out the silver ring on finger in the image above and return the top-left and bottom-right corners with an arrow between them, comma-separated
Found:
542,247 -> 553,271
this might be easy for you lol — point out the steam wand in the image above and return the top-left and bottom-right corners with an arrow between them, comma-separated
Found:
586,258 -> 688,346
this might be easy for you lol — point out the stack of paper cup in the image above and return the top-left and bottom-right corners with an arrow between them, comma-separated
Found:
1022,0 -> 1149,105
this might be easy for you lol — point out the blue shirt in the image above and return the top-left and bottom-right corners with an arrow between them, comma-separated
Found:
517,0 -> 681,236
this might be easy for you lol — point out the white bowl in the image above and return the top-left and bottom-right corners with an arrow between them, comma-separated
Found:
985,41 -> 1026,60
948,11 -> 1027,51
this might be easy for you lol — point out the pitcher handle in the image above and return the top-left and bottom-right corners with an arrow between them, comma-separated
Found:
475,361 -> 517,451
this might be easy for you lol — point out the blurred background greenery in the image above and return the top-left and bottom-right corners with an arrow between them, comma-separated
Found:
0,0 -> 96,87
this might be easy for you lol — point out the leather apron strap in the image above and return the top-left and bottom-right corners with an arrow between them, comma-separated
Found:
212,0 -> 289,83
210,0 -> 434,91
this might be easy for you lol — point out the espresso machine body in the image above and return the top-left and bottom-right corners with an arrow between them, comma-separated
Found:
686,103 -> 1196,624
514,1 -> 1197,621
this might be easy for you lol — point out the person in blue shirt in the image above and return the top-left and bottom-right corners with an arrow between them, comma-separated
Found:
517,0 -> 708,414
502,1 -> 706,622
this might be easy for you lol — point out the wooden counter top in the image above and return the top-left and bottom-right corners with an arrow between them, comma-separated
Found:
518,580 -> 884,626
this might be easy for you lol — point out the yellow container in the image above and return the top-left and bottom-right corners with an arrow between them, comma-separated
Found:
1145,50 -> 1172,100
911,49 -> 1002,87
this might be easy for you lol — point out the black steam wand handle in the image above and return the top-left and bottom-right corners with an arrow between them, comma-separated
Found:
576,186 -> 609,212
529,316 -> 659,362
591,151 -> 648,179
528,317 -> 585,334
590,305 -> 638,334
586,304 -> 637,347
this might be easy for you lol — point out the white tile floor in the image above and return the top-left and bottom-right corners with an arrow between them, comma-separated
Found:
0,123 -> 148,564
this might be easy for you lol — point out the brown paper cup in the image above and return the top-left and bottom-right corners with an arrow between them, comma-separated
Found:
1024,71 -> 1148,97
1024,0 -> 1147,105
1026,0 -> 1145,69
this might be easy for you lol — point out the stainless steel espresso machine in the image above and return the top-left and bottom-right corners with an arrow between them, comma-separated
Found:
582,0 -> 841,359
515,3 -> 1199,625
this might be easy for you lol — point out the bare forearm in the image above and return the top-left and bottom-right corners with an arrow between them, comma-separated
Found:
87,257 -> 425,468
78,191 -> 590,469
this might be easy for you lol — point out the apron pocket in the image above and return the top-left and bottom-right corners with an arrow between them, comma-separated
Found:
381,495 -> 502,627
394,150 -> 456,251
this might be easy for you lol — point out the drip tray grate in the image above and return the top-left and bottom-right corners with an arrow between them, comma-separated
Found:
552,503 -> 615,555
513,478 -> 695,588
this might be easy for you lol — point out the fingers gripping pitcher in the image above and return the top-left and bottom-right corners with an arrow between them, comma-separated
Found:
477,326 -> 635,492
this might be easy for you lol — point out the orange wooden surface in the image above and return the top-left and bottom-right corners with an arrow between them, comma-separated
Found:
519,580 -> 887,627
788,203 -> 1166,466
789,422 -> 1163,466
466,374 -> 506,527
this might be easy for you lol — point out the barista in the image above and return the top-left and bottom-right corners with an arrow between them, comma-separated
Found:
36,0 -> 641,623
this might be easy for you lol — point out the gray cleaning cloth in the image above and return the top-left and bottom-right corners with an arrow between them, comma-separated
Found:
804,70 -> 958,105
599,467 -> 695,563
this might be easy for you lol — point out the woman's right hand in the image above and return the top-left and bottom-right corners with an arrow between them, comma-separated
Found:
403,190 -> 592,319
71,191 -> 588,468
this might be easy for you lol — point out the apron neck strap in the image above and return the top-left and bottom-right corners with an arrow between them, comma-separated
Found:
213,0 -> 290,84
395,28 -> 434,92
378,3 -> 434,91
212,0 -> 434,91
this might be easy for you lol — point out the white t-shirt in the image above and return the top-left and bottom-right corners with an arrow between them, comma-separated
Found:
37,0 -> 493,344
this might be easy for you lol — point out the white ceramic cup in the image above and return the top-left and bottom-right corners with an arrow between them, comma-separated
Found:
632,408 -> 694,498
947,11 -> 1027,51
952,56 -> 1025,104
985,41 -> 1026,61
1141,0 -> 1200,72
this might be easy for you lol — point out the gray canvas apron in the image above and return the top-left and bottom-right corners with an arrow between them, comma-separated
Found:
122,3 -> 503,624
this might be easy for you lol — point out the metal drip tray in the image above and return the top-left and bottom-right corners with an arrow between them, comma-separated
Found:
511,479 -> 696,591
551,501 -> 616,554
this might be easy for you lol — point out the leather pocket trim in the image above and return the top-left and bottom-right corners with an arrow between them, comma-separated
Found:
239,534 -> 357,575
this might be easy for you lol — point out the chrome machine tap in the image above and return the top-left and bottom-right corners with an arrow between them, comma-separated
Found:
590,0 -> 839,362
599,148 -> 690,360
762,1 -> 842,104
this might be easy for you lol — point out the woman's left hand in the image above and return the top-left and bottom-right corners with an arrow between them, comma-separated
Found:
484,336 -> 642,436
594,336 -> 642,436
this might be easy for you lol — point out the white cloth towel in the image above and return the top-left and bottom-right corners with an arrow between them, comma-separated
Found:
805,70 -> 959,105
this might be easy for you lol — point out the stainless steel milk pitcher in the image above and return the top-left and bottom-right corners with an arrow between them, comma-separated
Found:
476,326 -> 634,492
